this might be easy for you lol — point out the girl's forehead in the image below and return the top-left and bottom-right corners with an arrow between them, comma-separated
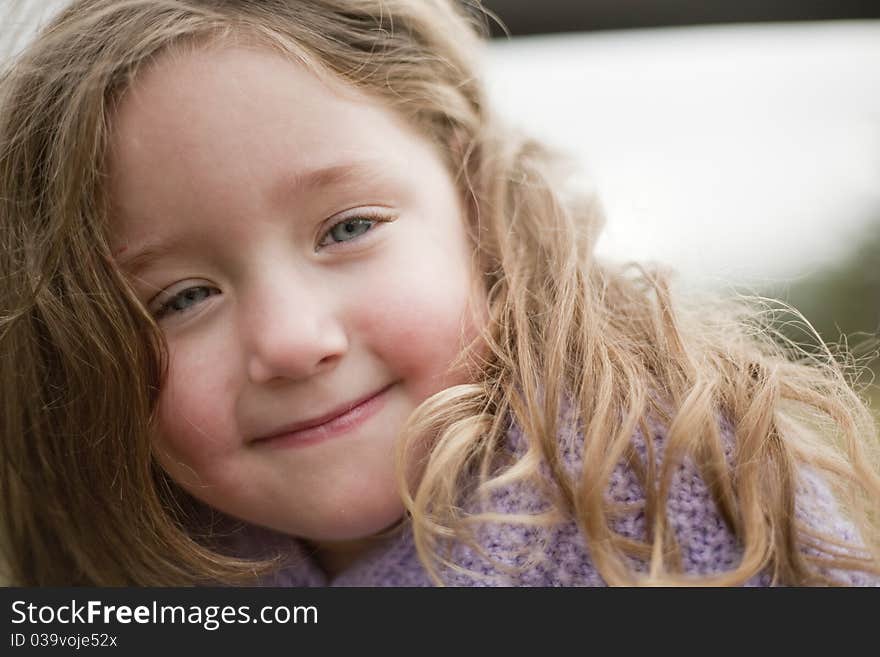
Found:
109,44 -> 418,189
106,45 -> 448,251
114,44 -> 361,135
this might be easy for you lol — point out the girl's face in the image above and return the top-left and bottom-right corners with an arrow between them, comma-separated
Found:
109,46 -> 484,541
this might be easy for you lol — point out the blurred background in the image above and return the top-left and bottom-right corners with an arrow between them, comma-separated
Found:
477,1 -> 880,409
3,0 -> 879,406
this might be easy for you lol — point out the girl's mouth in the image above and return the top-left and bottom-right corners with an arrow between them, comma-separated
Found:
251,383 -> 395,448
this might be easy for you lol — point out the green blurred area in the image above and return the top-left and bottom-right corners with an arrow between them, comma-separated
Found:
760,222 -> 880,415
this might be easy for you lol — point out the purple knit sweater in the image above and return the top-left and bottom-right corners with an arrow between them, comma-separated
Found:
224,417 -> 875,586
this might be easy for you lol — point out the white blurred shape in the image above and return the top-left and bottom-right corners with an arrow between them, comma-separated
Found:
484,22 -> 880,288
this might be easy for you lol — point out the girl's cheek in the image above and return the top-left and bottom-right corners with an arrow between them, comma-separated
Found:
355,264 -> 479,394
155,336 -> 239,466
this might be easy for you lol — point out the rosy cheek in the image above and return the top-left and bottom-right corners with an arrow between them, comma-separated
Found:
356,273 -> 478,397
155,340 -> 237,467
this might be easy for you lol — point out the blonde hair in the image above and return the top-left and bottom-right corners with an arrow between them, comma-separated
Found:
1,0 -> 877,586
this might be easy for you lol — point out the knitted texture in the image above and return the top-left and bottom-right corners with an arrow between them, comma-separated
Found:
225,418 -> 875,586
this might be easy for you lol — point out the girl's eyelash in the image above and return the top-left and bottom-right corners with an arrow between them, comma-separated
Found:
316,209 -> 394,249
152,285 -> 220,320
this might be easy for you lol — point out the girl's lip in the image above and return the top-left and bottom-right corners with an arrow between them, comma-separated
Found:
252,384 -> 394,448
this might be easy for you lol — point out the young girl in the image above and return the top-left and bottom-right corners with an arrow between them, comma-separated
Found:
1,0 -> 877,587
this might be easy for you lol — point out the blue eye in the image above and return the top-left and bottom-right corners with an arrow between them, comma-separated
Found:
321,217 -> 376,246
155,285 -> 220,319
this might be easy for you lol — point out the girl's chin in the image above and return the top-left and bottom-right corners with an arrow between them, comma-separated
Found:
296,504 -> 408,543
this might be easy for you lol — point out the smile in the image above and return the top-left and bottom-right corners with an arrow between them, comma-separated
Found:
252,383 -> 395,448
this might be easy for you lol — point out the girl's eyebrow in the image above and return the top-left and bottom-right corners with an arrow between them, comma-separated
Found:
270,159 -> 386,206
117,160 -> 387,276
115,232 -> 196,278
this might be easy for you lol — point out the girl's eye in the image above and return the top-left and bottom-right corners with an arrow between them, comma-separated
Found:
318,217 -> 378,248
153,285 -> 220,320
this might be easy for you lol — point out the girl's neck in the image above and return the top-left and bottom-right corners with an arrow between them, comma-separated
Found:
305,536 -> 388,578
305,518 -> 408,579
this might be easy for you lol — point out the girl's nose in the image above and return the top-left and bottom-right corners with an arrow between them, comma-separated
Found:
243,277 -> 348,385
